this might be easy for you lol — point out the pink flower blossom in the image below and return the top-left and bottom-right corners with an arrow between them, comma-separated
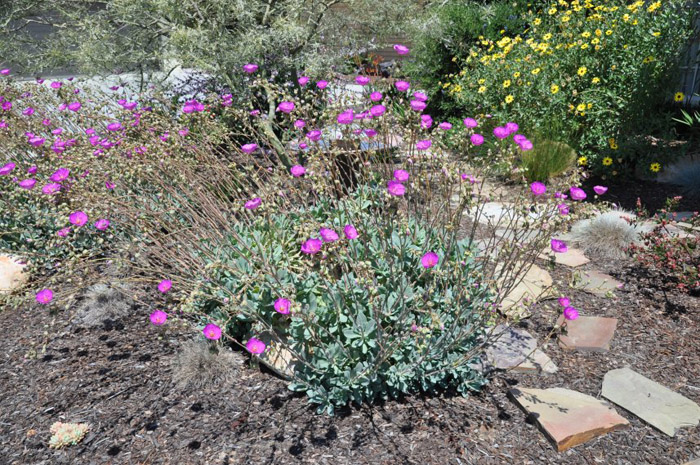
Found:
558,297 -> 571,307
387,180 -> 406,196
563,306 -> 579,320
50,168 -> 70,182
94,219 -> 110,230
394,169 -> 410,182
421,114 -> 433,129
439,122 -> 452,130
421,251 -> 439,268
246,337 -> 266,354
461,173 -> 476,184
301,238 -> 323,255
277,101 -> 295,113
150,310 -> 168,326
393,44 -> 410,55
18,179 -> 36,189
364,128 -> 377,137
593,185 -> 608,195
395,80 -> 410,92
569,186 -> 587,201
470,134 -> 484,145
50,81 -> 62,89
370,91 -> 383,102
290,165 -> 306,177
105,181 -> 115,190
356,75 -> 370,86
294,119 -> 306,129
245,198 -> 262,210
344,224 -> 358,240
410,100 -> 426,111
319,228 -> 339,243
158,279 -> 172,293
306,130 -> 322,141
42,183 -> 61,195
550,239 -> 568,253
67,102 -> 81,112
518,139 -> 534,151
0,69 -> 9,75
0,162 -> 15,175
370,105 -> 386,117
203,323 -> 222,340
337,109 -> 354,124
57,227 -> 70,237
316,80 -> 328,89
493,127 -> 509,139
463,117 -> 478,128
241,143 -> 258,154
36,289 -> 53,304
557,204 -> 569,215
530,182 -> 547,196
298,76 -> 310,86
243,63 -> 258,74
274,298 -> 291,315
505,122 -> 519,134
107,122 -> 122,131
416,140 -> 431,151
29,136 -> 45,146
69,211 -> 88,226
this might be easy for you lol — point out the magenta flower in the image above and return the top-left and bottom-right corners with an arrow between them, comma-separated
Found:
513,134 -> 527,143
344,224 -> 359,240
410,100 -> 426,111
370,91 -> 383,102
29,136 -> 45,146
69,211 -> 88,226
319,228 -> 339,243
94,219 -> 110,230
149,310 -> 168,326
439,122 -> 452,130
105,181 -> 116,190
107,122 -> 122,131
369,105 -> 386,117
550,239 -> 568,253
298,76 -> 310,86
558,297 -> 571,307
421,251 -> 439,268
461,173 -> 476,184
364,128 -> 377,137
394,169 -> 410,182
57,227 -> 70,237
593,185 -> 608,195
356,75 -> 370,86
420,114 -> 433,129
23,107 -> 35,116
306,130 -> 322,141
505,122 -> 519,134
50,81 -> 62,89
277,101 -> 295,113
290,165 -> 306,177
241,143 -> 258,154
337,109 -> 354,124
470,134 -> 484,145
36,289 -> 53,304
316,80 -> 328,89
158,279 -> 172,293
393,44 -> 410,55
387,180 -> 406,196
294,119 -> 306,129
519,139 -> 534,151
0,68 -> 9,75
557,204 -> 570,215
0,162 -> 16,175
245,197 -> 262,210
246,337 -> 266,354
42,183 -> 61,195
493,127 -> 509,139
463,117 -> 478,128
274,298 -> 291,315
50,168 -> 70,182
18,179 -> 36,190
67,102 -> 81,112
569,186 -> 587,201
530,182 -> 547,196
301,238 -> 323,255
413,91 -> 428,102
178,127 -> 189,136
203,323 -> 222,340
243,63 -> 258,74
563,306 -> 579,321
416,140 -> 432,151
395,80 -> 410,92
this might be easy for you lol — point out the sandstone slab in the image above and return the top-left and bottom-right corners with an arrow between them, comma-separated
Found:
252,332 -> 296,378
557,315 -> 618,352
0,255 -> 28,293
574,270 -> 622,296
509,387 -> 629,451
539,247 -> 590,267
601,367 -> 700,437
484,325 -> 557,373
500,264 -> 554,318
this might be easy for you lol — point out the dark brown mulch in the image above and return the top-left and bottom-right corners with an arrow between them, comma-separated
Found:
1,254 -> 699,464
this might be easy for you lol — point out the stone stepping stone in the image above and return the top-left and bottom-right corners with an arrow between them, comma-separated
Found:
573,269 -> 622,296
484,325 -> 557,373
509,387 -> 629,451
683,459 -> 700,465
249,331 -> 296,378
471,202 -> 515,225
0,255 -> 28,293
557,315 -> 618,352
601,367 -> 700,437
500,264 -> 554,318
539,247 -> 590,267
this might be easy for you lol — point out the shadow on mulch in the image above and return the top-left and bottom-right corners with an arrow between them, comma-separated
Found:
581,176 -> 699,213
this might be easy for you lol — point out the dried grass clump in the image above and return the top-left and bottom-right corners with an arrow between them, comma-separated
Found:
171,341 -> 242,390
75,283 -> 133,327
568,210 -> 652,259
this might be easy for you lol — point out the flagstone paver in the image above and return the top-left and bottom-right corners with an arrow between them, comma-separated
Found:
0,255 -> 27,294
601,367 -> 700,437
557,315 -> 618,352
683,458 -> 700,465
500,264 -> 554,317
539,247 -> 590,267
509,387 -> 629,451
574,269 -> 623,296
485,325 -> 557,373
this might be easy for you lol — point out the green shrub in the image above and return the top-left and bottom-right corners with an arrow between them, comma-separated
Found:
521,139 -> 576,182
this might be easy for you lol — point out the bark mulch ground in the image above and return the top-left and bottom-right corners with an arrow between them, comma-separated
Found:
0,249 -> 698,465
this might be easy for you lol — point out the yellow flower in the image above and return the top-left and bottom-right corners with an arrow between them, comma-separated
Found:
543,33 -> 553,41
674,92 -> 685,102
602,157 -> 613,166
647,1 -> 661,12
548,7 -> 558,15
581,44 -> 589,49
562,15 -> 571,22
478,78 -> 485,84
582,31 -> 591,38
650,162 -> 661,173
592,77 -> 600,84
642,56 -> 655,64
623,13 -> 630,21
534,18 -> 542,26
478,86 -> 487,93
595,29 -> 602,37
505,95 -> 514,104
606,29 -> 613,35
513,72 -> 521,78
652,32 -> 661,37
591,38 -> 600,45
577,66 -> 587,76
609,138 -> 618,150
577,156 -> 588,166
551,84 -> 560,94
576,103 -> 586,112
587,103 -> 593,109
531,68 -> 541,75
503,79 -> 511,88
